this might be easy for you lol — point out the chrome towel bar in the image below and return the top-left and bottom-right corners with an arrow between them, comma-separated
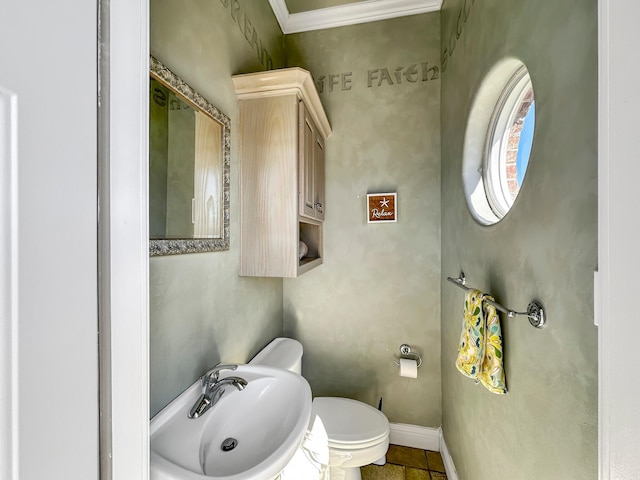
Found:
447,272 -> 546,329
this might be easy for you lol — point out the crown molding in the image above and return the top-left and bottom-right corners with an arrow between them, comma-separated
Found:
269,0 -> 443,34
232,67 -> 332,139
268,0 -> 290,33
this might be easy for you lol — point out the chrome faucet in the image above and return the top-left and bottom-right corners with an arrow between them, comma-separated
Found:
188,364 -> 248,419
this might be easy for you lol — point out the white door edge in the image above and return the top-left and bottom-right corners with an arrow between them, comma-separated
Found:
0,86 -> 19,480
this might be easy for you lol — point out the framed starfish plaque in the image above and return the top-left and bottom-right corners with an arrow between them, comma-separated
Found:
367,193 -> 397,223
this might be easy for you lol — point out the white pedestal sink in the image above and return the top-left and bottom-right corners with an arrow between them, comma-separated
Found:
150,365 -> 312,480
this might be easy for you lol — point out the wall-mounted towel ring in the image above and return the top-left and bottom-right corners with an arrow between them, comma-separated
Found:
393,344 -> 422,368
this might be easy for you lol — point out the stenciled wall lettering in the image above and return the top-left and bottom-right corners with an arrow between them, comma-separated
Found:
315,62 -> 439,93
316,72 -> 353,93
219,0 -> 273,70
152,85 -> 190,111
441,0 -> 476,73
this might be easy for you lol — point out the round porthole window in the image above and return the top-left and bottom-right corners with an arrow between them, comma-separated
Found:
462,60 -> 535,225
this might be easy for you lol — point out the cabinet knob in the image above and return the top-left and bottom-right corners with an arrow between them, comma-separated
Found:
315,202 -> 323,213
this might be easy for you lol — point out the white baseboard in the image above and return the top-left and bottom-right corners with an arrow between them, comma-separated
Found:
388,424 -> 459,480
439,430 -> 459,480
389,423 -> 440,452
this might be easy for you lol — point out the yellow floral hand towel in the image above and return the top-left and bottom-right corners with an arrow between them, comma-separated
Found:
455,289 -> 507,395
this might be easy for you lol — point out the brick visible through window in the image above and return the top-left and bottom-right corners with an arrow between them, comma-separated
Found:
505,88 -> 534,197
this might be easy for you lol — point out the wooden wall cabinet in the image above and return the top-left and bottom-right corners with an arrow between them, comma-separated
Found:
233,68 -> 332,277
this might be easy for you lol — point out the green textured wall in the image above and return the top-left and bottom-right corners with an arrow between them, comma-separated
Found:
149,0 -> 285,417
283,14 -> 442,427
440,1 -> 598,479
149,6 -> 598,472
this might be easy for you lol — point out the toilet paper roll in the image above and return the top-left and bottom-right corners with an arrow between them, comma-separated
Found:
299,240 -> 308,260
399,358 -> 418,378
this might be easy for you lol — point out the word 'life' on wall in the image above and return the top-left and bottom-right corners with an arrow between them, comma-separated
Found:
315,62 -> 440,93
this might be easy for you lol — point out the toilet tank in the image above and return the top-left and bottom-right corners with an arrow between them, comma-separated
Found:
248,337 -> 303,374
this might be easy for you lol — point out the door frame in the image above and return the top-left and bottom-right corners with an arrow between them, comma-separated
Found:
597,1 -> 640,479
100,1 -> 640,478
100,0 -> 150,478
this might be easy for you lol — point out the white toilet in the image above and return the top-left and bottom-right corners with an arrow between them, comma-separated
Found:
249,337 -> 389,480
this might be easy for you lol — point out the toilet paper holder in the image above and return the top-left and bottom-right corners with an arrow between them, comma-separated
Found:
393,344 -> 422,368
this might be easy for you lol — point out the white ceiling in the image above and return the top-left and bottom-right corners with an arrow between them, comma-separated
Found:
285,0 -> 370,14
268,0 -> 443,34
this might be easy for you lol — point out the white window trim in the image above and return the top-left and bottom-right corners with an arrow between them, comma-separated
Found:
483,67 -> 532,219
462,58 -> 531,226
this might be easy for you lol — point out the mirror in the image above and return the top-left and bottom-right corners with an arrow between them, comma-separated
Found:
149,56 -> 230,256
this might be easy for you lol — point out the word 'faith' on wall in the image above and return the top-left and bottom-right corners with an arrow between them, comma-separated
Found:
315,62 -> 440,93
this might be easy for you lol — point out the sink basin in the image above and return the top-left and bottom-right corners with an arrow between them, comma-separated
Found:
150,364 -> 312,480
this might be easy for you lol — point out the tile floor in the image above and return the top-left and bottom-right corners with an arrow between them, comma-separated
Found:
361,445 -> 448,480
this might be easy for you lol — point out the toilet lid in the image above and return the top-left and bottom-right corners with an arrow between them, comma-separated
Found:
311,397 -> 389,447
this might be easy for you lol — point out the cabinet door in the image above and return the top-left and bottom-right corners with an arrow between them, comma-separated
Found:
314,134 -> 325,220
299,102 -> 316,219
299,101 -> 326,221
